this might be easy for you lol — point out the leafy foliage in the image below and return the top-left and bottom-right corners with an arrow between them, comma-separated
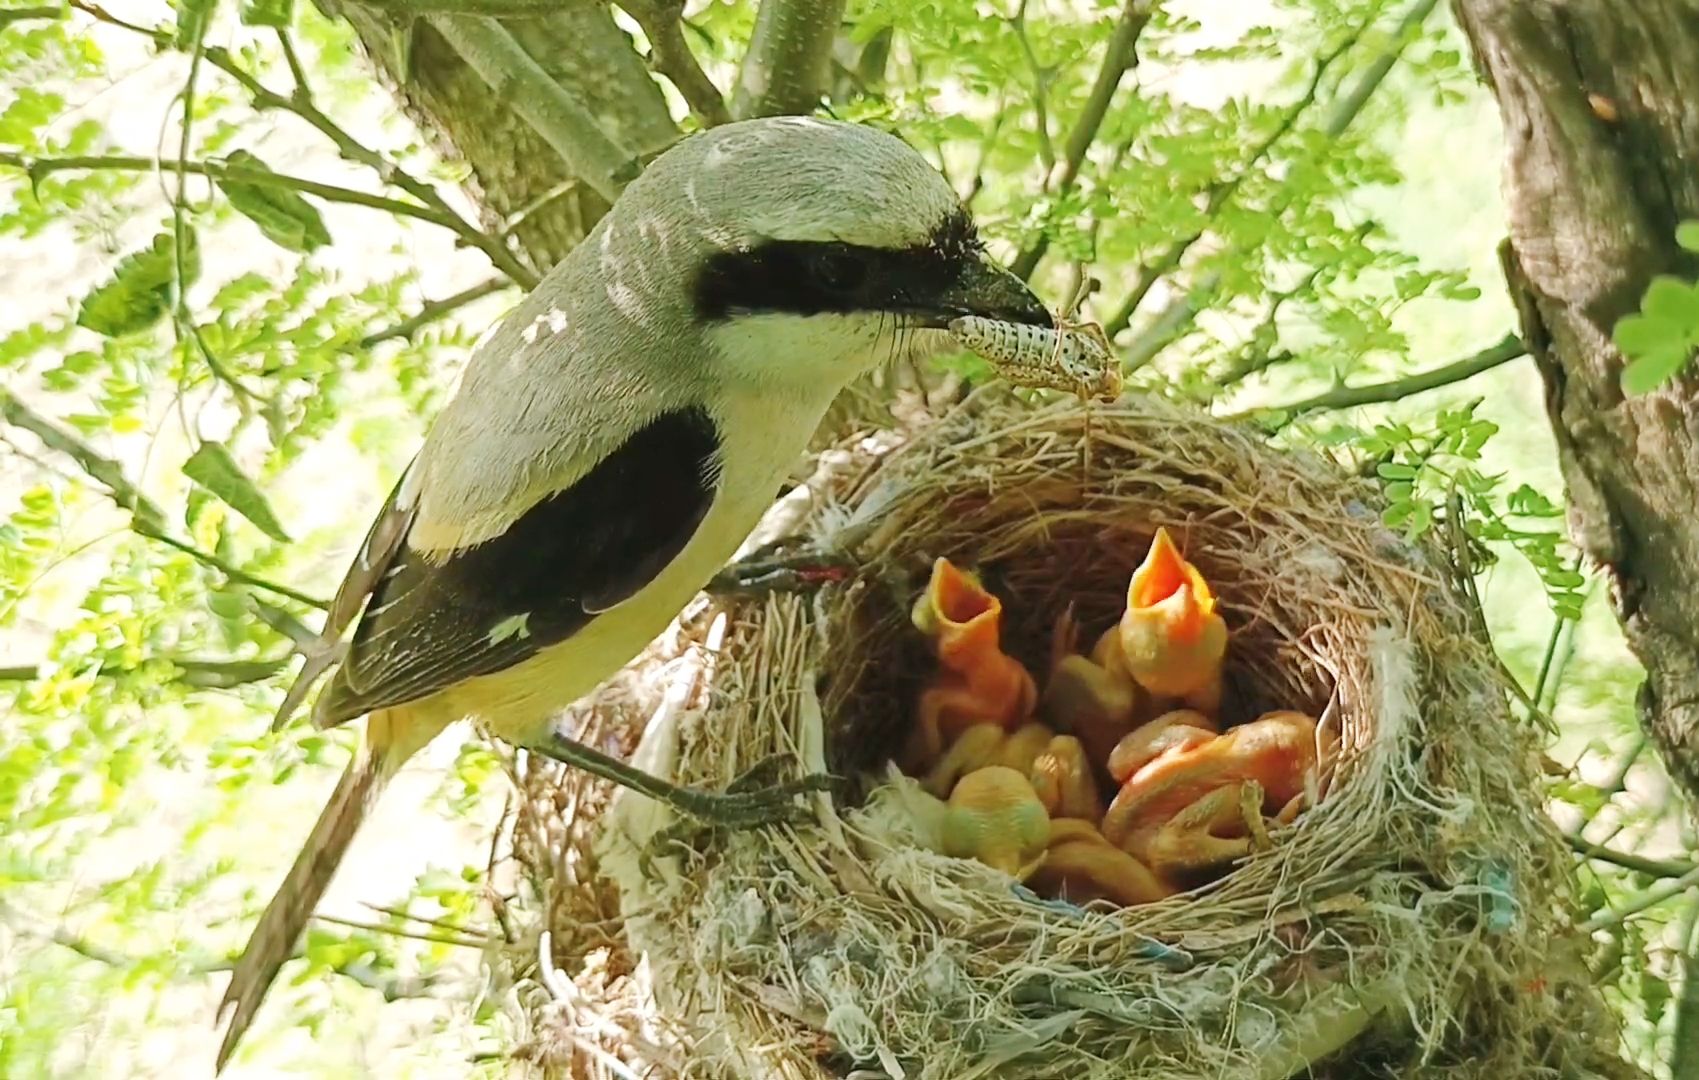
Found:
1615,221 -> 1699,393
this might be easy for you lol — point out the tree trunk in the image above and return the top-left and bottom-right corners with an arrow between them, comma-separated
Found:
1451,0 -> 1699,801
327,2 -> 680,272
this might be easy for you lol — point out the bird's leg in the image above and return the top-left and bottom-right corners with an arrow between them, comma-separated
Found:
530,732 -> 840,826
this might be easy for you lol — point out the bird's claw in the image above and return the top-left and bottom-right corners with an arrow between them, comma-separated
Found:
706,546 -> 858,598
635,758 -> 839,877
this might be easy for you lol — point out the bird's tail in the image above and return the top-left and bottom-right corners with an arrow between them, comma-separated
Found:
214,738 -> 397,1072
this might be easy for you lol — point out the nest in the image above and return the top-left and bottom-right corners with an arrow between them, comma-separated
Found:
503,393 -> 1636,1080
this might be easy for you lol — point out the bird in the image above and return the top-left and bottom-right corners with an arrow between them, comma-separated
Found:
919,720 -> 1054,798
1028,820 -> 1173,907
215,116 -> 1054,1071
1102,527 -> 1228,715
907,556 -> 1038,765
1028,734 -> 1102,821
939,766 -> 1051,879
1039,601 -> 1148,769
1104,709 -> 1219,783
1100,710 -> 1319,877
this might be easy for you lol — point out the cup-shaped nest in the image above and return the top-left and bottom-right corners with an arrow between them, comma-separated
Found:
507,394 -> 1636,1080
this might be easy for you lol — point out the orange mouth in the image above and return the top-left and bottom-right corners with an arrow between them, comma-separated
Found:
1127,528 -> 1217,643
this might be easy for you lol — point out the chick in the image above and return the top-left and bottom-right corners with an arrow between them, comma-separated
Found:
940,766 -> 1051,879
1028,817 -> 1173,906
1106,709 -> 1220,784
1039,603 -> 1147,768
910,558 -> 1038,763
1101,711 -> 1318,878
1029,735 -> 1102,821
921,721 -> 1056,798
1106,527 -> 1228,715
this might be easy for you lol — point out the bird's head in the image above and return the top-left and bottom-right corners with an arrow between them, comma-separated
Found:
627,116 -> 1051,390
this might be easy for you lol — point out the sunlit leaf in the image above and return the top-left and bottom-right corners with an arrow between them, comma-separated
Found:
75,230 -> 200,337
215,151 -> 332,253
182,441 -> 293,542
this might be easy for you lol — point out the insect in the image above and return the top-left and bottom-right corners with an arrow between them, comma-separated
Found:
949,314 -> 1123,403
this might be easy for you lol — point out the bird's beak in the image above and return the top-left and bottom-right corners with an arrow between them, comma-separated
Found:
918,256 -> 1051,328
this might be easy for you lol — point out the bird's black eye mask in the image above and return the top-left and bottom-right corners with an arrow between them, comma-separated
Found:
693,209 -> 985,323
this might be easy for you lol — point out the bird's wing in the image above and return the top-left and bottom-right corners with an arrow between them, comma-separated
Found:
270,459 -> 421,730
311,405 -> 721,727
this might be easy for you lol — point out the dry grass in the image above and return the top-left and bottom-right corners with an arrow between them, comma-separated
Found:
500,391 -> 1637,1080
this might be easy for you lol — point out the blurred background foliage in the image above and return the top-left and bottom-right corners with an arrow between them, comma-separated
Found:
0,0 -> 1689,1075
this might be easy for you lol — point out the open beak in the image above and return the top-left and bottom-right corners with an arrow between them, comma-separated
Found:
913,255 -> 1051,328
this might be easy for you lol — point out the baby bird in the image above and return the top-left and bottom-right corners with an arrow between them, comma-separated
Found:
910,557 -> 1038,763
940,766 -> 1051,879
921,721 -> 1055,798
1105,527 -> 1228,715
1106,709 -> 1220,783
1029,734 -> 1102,821
1039,603 -> 1147,769
1101,710 -> 1318,878
1028,817 -> 1173,906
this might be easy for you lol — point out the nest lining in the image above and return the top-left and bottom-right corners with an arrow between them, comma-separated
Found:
504,393 -> 1634,1080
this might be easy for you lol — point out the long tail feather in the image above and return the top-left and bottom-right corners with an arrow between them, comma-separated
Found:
214,741 -> 395,1072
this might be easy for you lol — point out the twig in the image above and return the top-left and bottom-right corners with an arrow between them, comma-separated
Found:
1009,0 -> 1056,173
362,901 -> 496,940
1578,864 -> 1699,933
358,277 -> 511,348
731,0 -> 849,119
0,6 -> 64,30
430,15 -> 638,203
0,389 -> 329,609
312,911 -> 491,949
1675,896 -> 1699,1080
1106,0 -> 1438,360
0,655 -> 290,687
64,2 -> 538,288
1010,0 -> 1155,279
1215,224 -> 1374,389
626,0 -> 731,127
1246,334 -> 1526,418
0,152 -> 459,229
1564,834 -> 1695,881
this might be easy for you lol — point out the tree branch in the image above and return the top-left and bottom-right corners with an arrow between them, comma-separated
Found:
731,0 -> 847,119
0,6 -> 63,30
64,1 -> 538,286
0,389 -> 329,610
0,656 -> 290,687
1565,832 -> 1695,881
1244,333 -> 1525,418
429,15 -> 640,203
1011,0 -> 1156,280
625,0 -> 731,127
359,276 -> 512,348
0,152 -> 458,230
1105,0 -> 1438,360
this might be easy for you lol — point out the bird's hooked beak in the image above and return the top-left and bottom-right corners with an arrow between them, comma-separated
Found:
918,255 -> 1051,329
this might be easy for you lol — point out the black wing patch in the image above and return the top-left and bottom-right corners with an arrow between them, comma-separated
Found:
314,407 -> 721,725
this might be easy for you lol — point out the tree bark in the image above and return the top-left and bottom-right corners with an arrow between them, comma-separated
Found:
327,1 -> 679,271
1452,0 -> 1699,801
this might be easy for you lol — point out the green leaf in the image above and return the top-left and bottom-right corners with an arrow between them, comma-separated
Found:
1676,221 -> 1699,252
75,230 -> 200,337
215,151 -> 332,253
240,0 -> 293,27
181,441 -> 293,542
1376,462 -> 1418,480
1639,275 -> 1699,328
1621,349 -> 1689,395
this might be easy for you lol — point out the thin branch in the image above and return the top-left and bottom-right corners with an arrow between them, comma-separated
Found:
1246,334 -> 1526,418
0,6 -> 64,30
0,152 -> 458,229
1105,0 -> 1438,361
64,2 -> 539,288
0,655 -> 290,687
0,389 -> 329,609
312,911 -> 491,949
1565,834 -> 1696,881
1214,223 -> 1374,389
1009,0 -> 1056,174
731,0 -> 848,119
1011,0 -> 1155,279
1578,864 -> 1699,934
626,0 -> 731,127
1675,897 -> 1699,1080
430,15 -> 638,203
358,277 -> 512,348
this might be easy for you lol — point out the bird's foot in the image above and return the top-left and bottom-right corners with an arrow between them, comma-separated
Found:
633,753 -> 840,877
1238,779 -> 1273,852
706,542 -> 858,598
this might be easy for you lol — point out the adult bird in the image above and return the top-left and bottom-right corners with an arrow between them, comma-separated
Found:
215,116 -> 1053,1069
